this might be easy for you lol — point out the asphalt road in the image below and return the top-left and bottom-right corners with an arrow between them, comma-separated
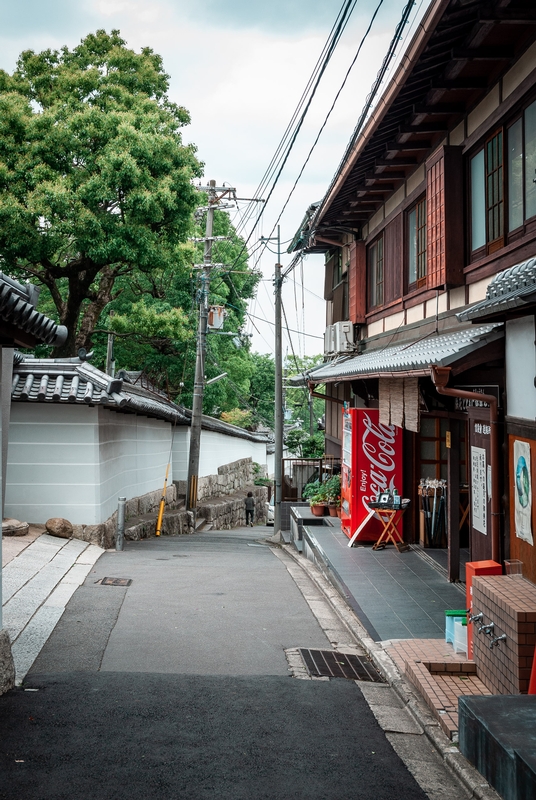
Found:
0,528 -> 431,799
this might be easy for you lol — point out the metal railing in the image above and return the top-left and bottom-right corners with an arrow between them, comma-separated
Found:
281,456 -> 341,502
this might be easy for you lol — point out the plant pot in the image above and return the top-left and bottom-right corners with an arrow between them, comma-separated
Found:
336,507 -> 342,518
328,504 -> 338,517
310,503 -> 326,517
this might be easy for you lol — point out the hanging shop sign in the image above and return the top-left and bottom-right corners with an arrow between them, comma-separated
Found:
453,385 -> 500,411
513,439 -> 533,545
471,445 -> 487,535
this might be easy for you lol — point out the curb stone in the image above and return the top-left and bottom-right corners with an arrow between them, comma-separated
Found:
278,543 -> 501,800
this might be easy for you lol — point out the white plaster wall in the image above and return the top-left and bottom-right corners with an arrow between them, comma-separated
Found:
171,427 -> 190,482
6,404 -> 100,524
172,427 -> 267,481
97,408 -> 171,522
197,430 -> 267,478
506,317 -> 536,421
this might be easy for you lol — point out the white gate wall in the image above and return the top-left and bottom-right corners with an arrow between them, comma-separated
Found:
171,427 -> 190,482
6,405 -> 172,525
6,404 -> 100,524
97,408 -> 171,522
198,430 -> 267,476
171,427 -> 267,482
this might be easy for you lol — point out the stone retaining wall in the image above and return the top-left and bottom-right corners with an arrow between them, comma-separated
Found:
69,481 -> 268,548
71,484 -> 178,549
175,457 -> 260,502
198,486 -> 268,530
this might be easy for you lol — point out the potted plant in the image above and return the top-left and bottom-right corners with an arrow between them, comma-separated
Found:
303,480 -> 328,516
324,474 -> 341,517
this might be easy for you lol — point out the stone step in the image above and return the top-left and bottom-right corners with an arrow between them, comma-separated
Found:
2,534 -> 103,683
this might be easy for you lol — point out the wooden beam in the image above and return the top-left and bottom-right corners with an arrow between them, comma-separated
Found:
356,184 -> 395,194
414,103 -> 466,115
479,7 -> 536,24
399,122 -> 447,134
366,171 -> 406,183
447,419 -> 460,583
375,157 -> 418,169
385,140 -> 431,152
452,47 -> 514,60
432,77 -> 488,90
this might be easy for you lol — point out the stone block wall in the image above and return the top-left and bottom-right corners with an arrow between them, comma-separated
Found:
71,484 -> 178,549
198,486 -> 268,530
196,458 -> 256,501
472,575 -> 536,694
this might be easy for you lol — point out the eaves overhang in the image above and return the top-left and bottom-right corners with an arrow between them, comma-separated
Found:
308,0 -> 536,241
289,323 -> 503,386
457,256 -> 536,322
0,273 -> 67,348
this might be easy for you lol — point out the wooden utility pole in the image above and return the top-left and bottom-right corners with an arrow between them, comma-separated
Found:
274,229 -> 283,538
187,180 -> 216,511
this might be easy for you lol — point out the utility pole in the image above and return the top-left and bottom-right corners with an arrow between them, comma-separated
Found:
187,180 -> 217,511
260,228 -> 283,542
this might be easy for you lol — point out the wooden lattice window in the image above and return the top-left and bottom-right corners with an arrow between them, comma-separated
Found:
368,235 -> 383,308
470,130 -> 504,254
486,131 -> 504,249
408,197 -> 427,288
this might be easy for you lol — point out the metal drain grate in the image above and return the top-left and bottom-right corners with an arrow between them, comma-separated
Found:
299,649 -> 385,682
99,577 -> 132,586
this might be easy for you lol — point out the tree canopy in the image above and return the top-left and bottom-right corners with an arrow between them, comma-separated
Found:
0,30 -> 202,356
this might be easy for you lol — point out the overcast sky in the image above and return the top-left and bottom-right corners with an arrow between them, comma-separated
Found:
0,0 -> 430,358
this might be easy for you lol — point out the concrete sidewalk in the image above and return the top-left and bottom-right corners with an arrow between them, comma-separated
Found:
2,533 -> 103,683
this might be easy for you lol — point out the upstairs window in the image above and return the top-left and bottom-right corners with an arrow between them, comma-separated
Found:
470,130 -> 503,255
507,99 -> 536,231
408,197 -> 427,288
368,235 -> 384,308
470,98 -> 536,257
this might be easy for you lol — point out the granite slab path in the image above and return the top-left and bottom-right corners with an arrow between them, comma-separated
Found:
2,533 -> 103,683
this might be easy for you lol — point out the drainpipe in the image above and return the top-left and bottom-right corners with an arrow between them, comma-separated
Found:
430,366 -> 500,563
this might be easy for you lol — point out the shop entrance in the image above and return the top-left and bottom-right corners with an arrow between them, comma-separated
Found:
417,414 -> 470,579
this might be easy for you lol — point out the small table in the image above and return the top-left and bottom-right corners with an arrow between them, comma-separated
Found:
368,502 -> 410,553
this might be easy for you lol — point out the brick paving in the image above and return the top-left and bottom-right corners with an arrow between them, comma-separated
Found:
386,638 -> 491,740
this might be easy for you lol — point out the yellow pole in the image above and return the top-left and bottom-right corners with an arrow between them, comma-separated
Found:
155,462 -> 170,537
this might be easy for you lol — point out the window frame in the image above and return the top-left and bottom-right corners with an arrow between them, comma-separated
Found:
368,234 -> 384,310
407,195 -> 427,291
468,94 -> 536,262
469,128 -> 504,257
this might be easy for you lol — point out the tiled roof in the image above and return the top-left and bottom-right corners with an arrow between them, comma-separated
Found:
11,357 -> 273,443
291,323 -> 503,384
457,257 -> 536,321
12,358 -> 188,424
0,273 -> 67,346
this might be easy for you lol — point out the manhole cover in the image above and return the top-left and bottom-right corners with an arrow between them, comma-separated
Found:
99,577 -> 132,586
299,649 -> 385,682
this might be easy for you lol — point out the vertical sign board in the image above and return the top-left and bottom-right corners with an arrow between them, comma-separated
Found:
341,408 -> 403,541
468,407 -> 492,561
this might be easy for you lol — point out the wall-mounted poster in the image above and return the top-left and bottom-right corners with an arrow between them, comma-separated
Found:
471,446 -> 487,534
514,439 -> 533,545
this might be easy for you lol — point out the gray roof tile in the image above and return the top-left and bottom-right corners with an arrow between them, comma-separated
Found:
458,256 -> 536,321
293,323 -> 503,383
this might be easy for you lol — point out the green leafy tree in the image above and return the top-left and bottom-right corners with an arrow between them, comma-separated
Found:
0,30 -> 202,356
285,354 -> 325,431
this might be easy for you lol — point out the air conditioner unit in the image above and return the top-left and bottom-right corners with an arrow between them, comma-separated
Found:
333,320 -> 354,353
324,325 -> 335,355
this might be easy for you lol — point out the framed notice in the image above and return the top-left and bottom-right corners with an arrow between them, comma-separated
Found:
471,446 -> 487,535
513,439 -> 533,545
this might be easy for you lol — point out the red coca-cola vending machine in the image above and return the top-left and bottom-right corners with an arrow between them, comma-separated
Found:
341,407 -> 403,542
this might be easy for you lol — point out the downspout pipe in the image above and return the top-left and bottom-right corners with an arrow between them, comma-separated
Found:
430,365 -> 500,564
